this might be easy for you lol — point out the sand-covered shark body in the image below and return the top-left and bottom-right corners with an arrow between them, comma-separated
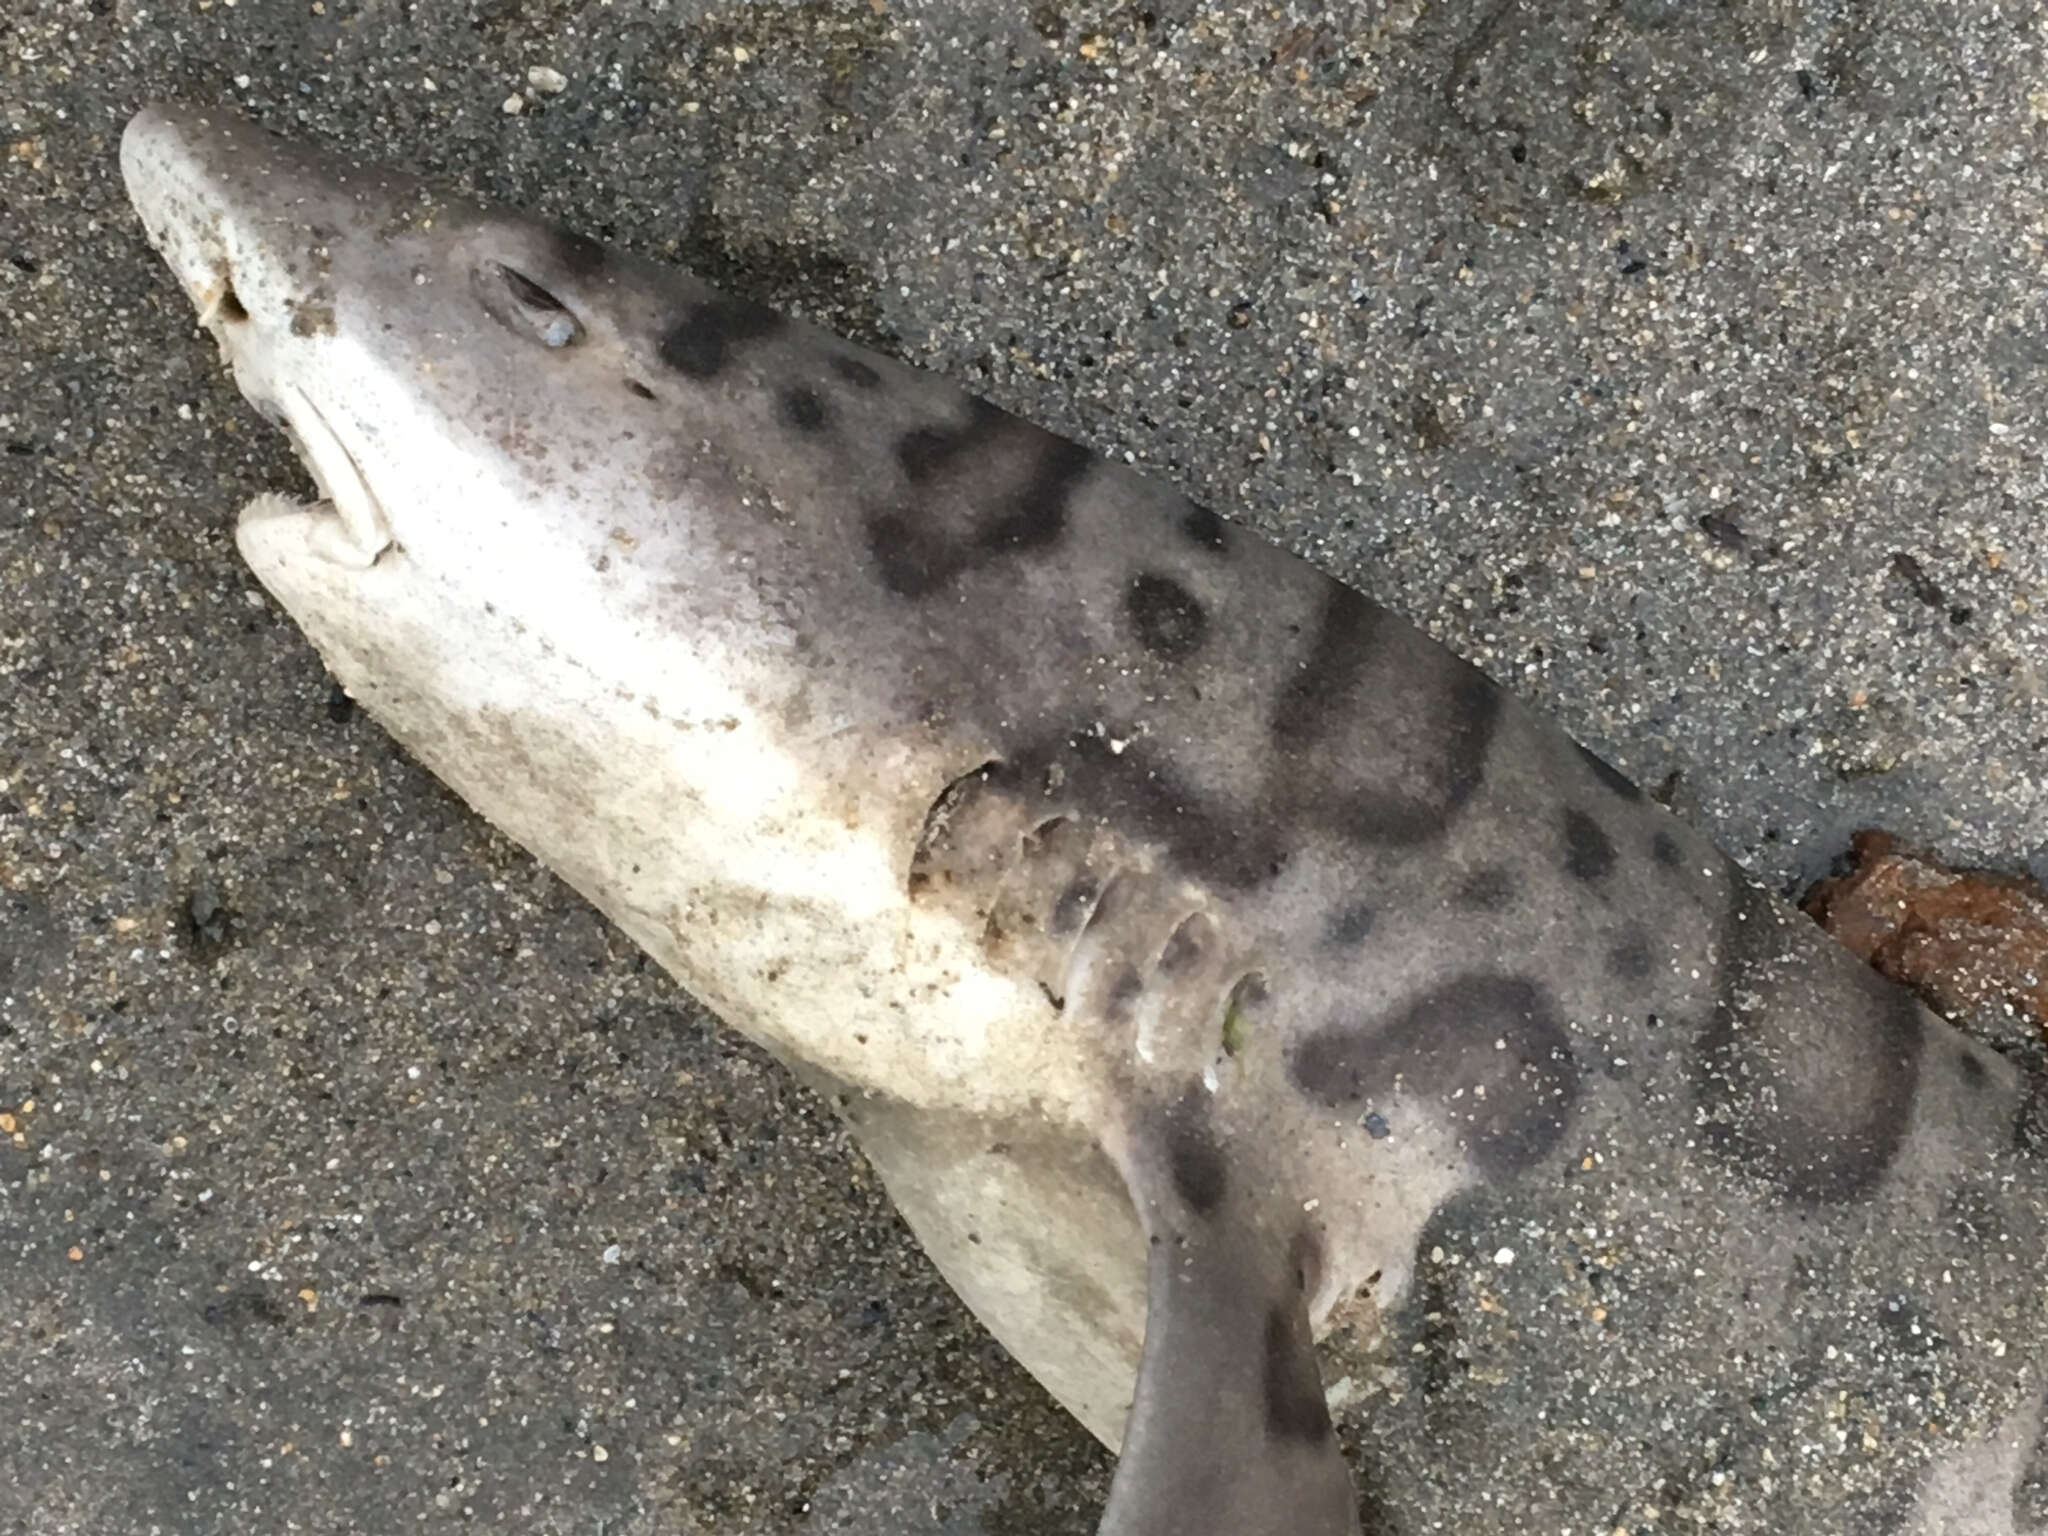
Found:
120,103 -> 2048,1535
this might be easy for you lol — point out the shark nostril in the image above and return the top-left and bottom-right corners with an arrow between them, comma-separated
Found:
202,270 -> 249,326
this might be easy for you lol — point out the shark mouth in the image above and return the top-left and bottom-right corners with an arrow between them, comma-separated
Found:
261,384 -> 396,570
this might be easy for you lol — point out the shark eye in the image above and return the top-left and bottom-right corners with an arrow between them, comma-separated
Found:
475,261 -> 582,348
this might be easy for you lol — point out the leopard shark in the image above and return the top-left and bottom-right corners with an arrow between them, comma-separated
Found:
120,103 -> 2048,1535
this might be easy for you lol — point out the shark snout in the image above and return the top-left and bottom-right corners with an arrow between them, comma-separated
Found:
121,103 -> 381,365
122,107 -> 319,472
123,105 -> 402,569
121,106 -> 259,333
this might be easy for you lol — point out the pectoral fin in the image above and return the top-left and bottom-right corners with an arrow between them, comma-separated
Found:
1099,1201 -> 1362,1536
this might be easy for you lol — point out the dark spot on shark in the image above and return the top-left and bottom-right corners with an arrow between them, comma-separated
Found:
897,418 -> 972,484
1651,831 -> 1683,869
1607,927 -> 1653,979
1162,1089 -> 1228,1215
1456,867 -> 1516,910
833,355 -> 881,389
894,397 -> 1024,484
981,443 -> 1091,556
977,474 -> 1078,559
1271,584 -> 1376,752
864,512 -> 950,601
624,379 -> 656,400
1574,741 -> 1644,800
782,385 -> 827,432
867,401 -> 1092,597
549,224 -> 607,278
1263,1303 -> 1334,1442
1327,903 -> 1374,945
1180,503 -> 1230,552
1564,808 -> 1615,882
1125,573 -> 1207,661
657,297 -> 783,379
1957,1047 -> 1989,1089
1291,974 -> 1576,1177
1270,584 -> 1501,845
1694,878 -> 1924,1202
1041,732 -> 1277,890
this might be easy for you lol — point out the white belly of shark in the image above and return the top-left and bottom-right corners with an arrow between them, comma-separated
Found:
121,102 -> 2048,1536
232,474 -> 1147,1438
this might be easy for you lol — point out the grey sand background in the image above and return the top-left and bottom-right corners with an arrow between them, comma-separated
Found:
3,1 -> 2047,1531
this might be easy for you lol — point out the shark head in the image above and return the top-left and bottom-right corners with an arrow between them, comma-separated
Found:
120,103 -> 671,584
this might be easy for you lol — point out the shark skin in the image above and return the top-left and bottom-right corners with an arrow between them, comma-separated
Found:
119,103 -> 2048,1536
